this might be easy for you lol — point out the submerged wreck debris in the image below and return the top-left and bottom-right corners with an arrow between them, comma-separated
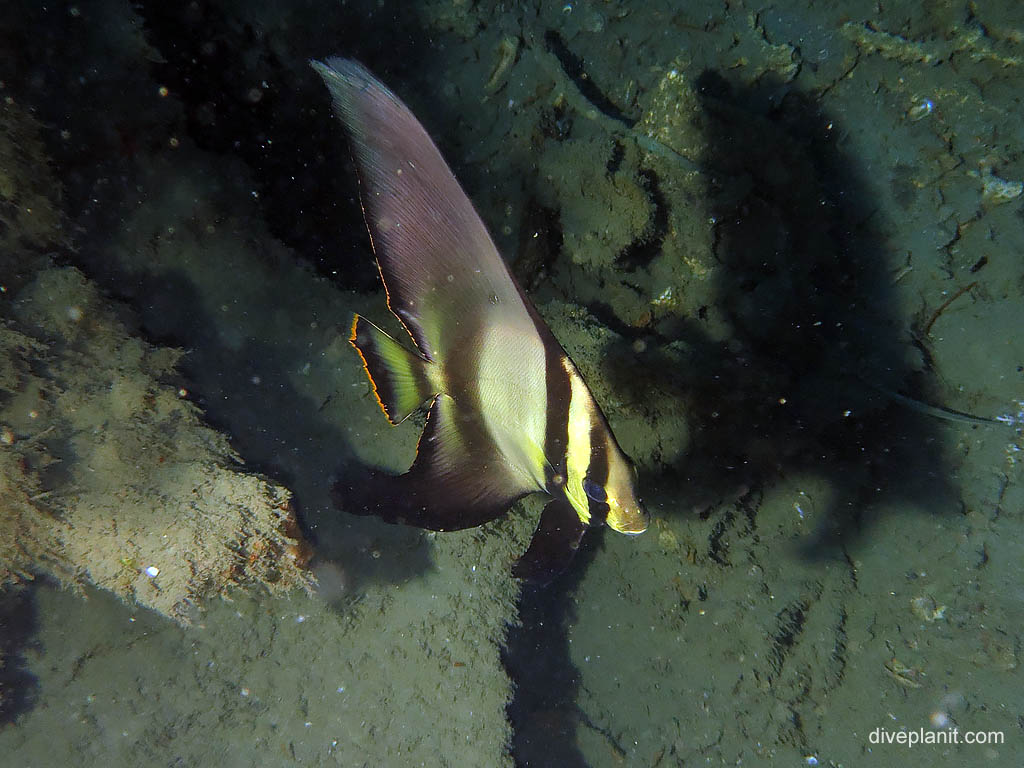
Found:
0,103 -> 312,624
484,36 -> 519,95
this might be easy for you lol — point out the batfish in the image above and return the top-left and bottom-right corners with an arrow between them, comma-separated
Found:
312,57 -> 648,582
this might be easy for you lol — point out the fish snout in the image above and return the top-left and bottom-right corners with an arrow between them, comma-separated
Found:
608,499 -> 649,535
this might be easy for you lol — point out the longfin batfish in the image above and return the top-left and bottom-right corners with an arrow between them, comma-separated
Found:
311,57 -> 648,583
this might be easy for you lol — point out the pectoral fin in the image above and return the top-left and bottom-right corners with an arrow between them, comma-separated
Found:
350,314 -> 433,424
348,393 -> 537,531
513,496 -> 589,584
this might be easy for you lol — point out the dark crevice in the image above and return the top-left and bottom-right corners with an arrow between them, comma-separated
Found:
543,31 -> 636,128
768,599 -> 809,678
539,101 -> 574,142
616,167 -> 670,271
514,200 -> 564,291
605,140 -> 625,175
580,299 -> 647,342
828,608 -> 849,687
706,507 -> 734,566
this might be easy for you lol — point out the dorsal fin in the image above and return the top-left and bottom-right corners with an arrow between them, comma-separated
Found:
311,58 -> 535,363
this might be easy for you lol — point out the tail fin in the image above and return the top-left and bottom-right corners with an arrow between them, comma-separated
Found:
350,315 -> 434,424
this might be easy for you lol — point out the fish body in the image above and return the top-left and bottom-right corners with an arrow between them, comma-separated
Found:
312,58 -> 647,582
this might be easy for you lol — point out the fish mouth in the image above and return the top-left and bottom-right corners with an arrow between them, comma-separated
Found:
610,514 -> 649,535
620,524 -> 649,536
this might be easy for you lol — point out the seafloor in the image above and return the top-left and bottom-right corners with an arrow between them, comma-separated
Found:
1,1 -> 1022,766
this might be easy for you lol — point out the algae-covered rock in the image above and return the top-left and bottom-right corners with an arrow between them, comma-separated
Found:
535,135 -> 655,273
0,267 -> 314,622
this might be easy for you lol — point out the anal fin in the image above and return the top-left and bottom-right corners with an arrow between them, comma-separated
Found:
347,393 -> 538,531
350,314 -> 433,424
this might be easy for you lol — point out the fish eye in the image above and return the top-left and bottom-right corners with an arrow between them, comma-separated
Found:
582,478 -> 607,503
